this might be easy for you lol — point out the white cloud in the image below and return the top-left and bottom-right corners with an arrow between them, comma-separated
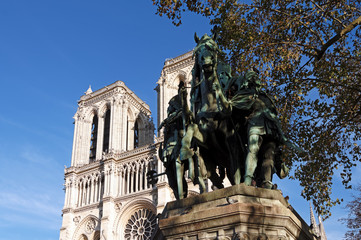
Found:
0,190 -> 62,230
0,145 -> 64,234
20,146 -> 54,165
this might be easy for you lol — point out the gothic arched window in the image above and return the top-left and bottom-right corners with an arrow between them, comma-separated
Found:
103,109 -> 111,153
134,121 -> 139,148
124,209 -> 158,240
89,115 -> 98,162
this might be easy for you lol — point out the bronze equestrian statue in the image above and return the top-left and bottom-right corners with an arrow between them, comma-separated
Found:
159,32 -> 303,199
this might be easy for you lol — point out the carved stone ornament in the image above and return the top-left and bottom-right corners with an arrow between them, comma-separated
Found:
73,216 -> 81,225
235,232 -> 250,240
115,202 -> 122,212
85,218 -> 97,234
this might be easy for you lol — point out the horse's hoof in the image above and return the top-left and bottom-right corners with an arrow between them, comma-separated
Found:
244,176 -> 253,186
262,181 -> 274,189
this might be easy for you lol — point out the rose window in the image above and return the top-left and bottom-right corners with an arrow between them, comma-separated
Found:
124,208 -> 157,240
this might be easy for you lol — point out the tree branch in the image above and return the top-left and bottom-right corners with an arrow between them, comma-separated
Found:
316,15 -> 361,60
310,0 -> 347,28
301,78 -> 361,93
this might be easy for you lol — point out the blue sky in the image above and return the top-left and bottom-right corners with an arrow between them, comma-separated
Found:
0,1 -> 358,239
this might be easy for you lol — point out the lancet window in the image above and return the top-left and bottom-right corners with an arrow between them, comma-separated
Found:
89,115 -> 98,162
103,109 -> 111,153
134,121 -> 139,148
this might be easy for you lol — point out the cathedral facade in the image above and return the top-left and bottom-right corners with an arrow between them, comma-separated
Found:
59,51 -> 194,240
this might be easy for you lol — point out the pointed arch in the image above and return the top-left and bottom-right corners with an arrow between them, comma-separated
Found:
134,112 -> 152,148
113,198 -> 157,240
84,107 -> 98,123
72,215 -> 100,240
171,71 -> 187,89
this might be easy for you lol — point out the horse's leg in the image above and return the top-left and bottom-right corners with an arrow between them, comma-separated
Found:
165,156 -> 180,200
180,124 -> 195,180
218,119 -> 242,185
226,135 -> 242,185
175,158 -> 185,199
194,152 -> 207,193
180,123 -> 204,181
180,126 -> 194,160
260,141 -> 276,189
244,134 -> 263,186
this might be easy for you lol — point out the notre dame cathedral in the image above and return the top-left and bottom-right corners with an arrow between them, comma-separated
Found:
59,51 -> 196,240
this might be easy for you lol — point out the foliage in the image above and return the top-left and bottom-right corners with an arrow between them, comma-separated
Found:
152,0 -> 361,218
340,184 -> 361,239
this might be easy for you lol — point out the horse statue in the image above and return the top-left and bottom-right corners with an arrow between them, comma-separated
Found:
180,33 -> 245,188
159,32 -> 303,198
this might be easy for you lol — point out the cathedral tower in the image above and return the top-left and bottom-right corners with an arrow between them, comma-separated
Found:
155,51 -> 194,135
60,52 -> 196,240
60,81 -> 160,240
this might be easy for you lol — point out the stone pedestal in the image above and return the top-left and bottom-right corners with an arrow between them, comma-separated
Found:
157,184 -> 316,240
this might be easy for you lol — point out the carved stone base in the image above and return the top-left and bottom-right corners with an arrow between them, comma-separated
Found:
158,184 -> 316,240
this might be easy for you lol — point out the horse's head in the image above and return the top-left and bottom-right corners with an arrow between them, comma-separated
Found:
193,33 -> 219,74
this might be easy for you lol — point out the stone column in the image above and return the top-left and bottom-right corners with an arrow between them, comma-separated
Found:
103,171 -> 108,197
76,182 -> 81,207
89,178 -> 94,204
157,154 -> 165,182
158,80 -> 165,134
71,119 -> 79,166
80,120 -> 92,165
96,115 -> 105,161
85,179 -> 91,205
123,170 -> 127,195
121,102 -> 129,151
111,96 -> 123,153
78,181 -> 84,207
70,177 -> 76,208
120,170 -> 124,196
135,164 -> 139,192
107,103 -> 114,153
75,119 -> 86,166
83,182 -> 87,206
63,181 -> 69,208
130,168 -> 134,193
126,167 -> 131,194
94,178 -> 98,203
67,182 -> 72,207
145,162 -> 150,189
108,167 -> 113,197
116,171 -> 120,196
140,165 -> 144,191
127,119 -> 135,150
